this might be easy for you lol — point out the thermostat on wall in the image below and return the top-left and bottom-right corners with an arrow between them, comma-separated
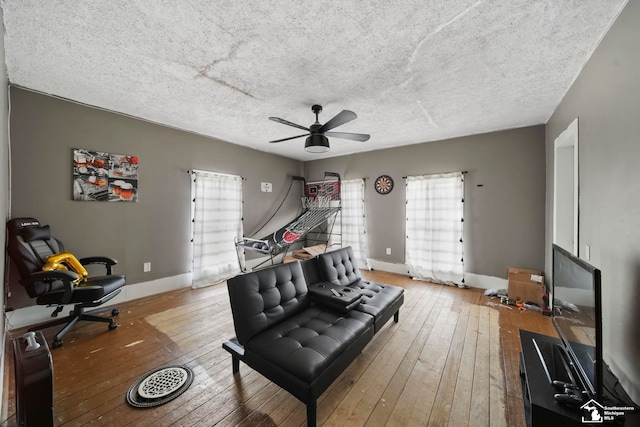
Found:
261,182 -> 272,192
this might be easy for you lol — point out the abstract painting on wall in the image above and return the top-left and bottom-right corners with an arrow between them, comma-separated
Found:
73,148 -> 139,202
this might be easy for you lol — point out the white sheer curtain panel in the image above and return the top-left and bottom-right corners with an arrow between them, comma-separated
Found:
338,178 -> 369,268
405,172 -> 465,286
191,170 -> 243,288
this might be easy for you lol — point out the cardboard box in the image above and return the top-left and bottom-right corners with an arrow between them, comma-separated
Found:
508,267 -> 544,306
291,244 -> 329,260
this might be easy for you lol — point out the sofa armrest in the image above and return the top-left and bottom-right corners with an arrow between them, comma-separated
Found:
222,337 -> 245,373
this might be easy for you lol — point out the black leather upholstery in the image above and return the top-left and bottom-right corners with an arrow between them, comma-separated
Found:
6,217 -> 126,348
227,261 -> 310,345
223,246 -> 404,427
34,275 -> 125,305
316,245 -> 362,285
345,280 -> 404,333
317,246 -> 405,332
7,220 -> 63,287
246,311 -> 374,405
299,258 -> 324,284
245,306 -> 372,382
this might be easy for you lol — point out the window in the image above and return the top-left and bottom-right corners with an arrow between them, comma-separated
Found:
338,178 -> 369,268
405,172 -> 465,286
191,170 -> 243,288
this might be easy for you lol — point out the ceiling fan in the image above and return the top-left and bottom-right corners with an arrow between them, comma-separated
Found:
269,105 -> 370,153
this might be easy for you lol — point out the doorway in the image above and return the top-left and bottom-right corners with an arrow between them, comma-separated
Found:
553,118 -> 578,255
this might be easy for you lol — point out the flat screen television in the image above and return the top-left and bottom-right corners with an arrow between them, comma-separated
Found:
551,243 -> 602,400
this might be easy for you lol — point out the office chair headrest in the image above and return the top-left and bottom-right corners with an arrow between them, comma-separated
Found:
21,225 -> 51,243
6,217 -> 42,240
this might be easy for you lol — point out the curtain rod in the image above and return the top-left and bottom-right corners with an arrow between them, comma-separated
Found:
402,170 -> 468,179
187,169 -> 246,180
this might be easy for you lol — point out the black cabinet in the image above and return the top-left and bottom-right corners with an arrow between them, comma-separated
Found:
519,330 -> 638,427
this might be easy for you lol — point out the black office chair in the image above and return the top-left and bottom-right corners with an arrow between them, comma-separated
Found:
6,217 -> 126,348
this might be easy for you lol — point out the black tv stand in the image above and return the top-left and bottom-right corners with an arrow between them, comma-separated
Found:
520,330 -> 638,426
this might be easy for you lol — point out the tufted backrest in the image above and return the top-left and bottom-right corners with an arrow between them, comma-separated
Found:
317,246 -> 362,286
227,261 -> 310,345
299,258 -> 323,285
6,217 -> 65,297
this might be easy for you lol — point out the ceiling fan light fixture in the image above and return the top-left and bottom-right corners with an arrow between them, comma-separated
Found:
270,105 -> 368,152
305,134 -> 330,153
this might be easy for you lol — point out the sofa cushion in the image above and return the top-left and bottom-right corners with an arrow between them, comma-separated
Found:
227,261 -> 310,345
347,279 -> 404,319
245,306 -> 373,383
317,246 -> 361,286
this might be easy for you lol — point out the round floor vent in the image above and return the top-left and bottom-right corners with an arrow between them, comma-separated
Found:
126,365 -> 194,408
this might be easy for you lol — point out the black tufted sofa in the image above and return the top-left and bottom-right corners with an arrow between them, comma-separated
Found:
223,246 -> 404,427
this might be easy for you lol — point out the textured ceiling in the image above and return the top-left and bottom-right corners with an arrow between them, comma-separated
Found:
1,1 -> 627,161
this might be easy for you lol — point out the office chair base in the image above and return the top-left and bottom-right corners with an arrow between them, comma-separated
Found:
31,304 -> 120,349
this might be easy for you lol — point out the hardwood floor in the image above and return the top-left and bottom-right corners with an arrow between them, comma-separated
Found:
1,270 -> 558,426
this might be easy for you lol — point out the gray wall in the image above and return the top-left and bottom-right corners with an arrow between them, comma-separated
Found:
305,125 -> 546,280
7,87 -> 302,309
545,0 -> 640,402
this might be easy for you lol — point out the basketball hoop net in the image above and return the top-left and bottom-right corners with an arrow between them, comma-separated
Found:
302,196 -> 332,210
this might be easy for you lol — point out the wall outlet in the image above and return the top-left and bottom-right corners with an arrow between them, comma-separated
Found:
261,182 -> 272,192
143,262 -> 151,272
386,247 -> 391,255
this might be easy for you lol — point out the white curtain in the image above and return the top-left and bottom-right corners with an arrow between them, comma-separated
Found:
337,178 -> 369,269
405,172 -> 465,286
191,170 -> 243,288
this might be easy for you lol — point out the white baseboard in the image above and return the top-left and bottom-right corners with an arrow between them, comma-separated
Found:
5,273 -> 192,330
366,259 -> 506,291
463,273 -> 508,290
366,259 -> 410,276
108,273 -> 192,305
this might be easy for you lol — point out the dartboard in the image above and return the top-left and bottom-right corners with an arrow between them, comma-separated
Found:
374,175 -> 394,194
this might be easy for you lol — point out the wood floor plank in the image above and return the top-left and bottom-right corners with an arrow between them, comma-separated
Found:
377,296 -> 450,427
489,308 -> 508,427
427,299 -> 471,426
498,307 -> 524,427
330,284 -> 439,426
385,297 -> 456,425
447,303 -> 480,427
405,308 -> 459,426
2,270 -> 559,426
469,304 -> 491,426
363,287 -> 444,427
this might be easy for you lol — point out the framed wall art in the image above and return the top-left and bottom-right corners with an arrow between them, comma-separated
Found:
73,148 -> 139,202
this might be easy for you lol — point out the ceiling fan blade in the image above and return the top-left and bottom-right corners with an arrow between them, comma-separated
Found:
318,110 -> 357,133
269,134 -> 308,143
269,117 -> 310,132
325,131 -> 370,142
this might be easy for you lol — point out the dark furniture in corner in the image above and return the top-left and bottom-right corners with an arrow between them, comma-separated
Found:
6,217 -> 126,348
223,246 -> 404,427
520,330 -> 639,426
